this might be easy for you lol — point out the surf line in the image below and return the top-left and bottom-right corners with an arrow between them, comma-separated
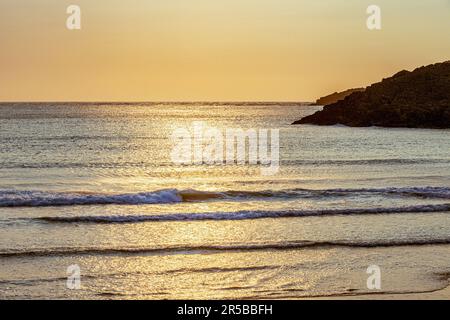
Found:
171,121 -> 279,176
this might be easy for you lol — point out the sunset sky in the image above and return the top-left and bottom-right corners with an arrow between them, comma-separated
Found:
0,0 -> 449,101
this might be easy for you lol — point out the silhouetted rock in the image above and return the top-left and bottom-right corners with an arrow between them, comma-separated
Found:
293,61 -> 450,128
315,88 -> 365,106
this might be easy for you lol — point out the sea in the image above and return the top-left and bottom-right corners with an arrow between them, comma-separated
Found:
0,102 -> 449,299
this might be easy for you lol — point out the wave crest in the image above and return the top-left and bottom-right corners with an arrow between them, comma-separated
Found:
1,186 -> 450,207
2,239 -> 450,258
32,203 -> 450,224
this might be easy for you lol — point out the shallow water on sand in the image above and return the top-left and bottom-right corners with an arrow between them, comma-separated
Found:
1,103 -> 450,299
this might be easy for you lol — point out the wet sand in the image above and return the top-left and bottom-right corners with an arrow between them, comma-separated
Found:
321,276 -> 450,300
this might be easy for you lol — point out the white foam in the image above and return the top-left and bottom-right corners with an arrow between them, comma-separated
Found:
36,203 -> 450,224
1,186 -> 450,207
0,189 -> 183,207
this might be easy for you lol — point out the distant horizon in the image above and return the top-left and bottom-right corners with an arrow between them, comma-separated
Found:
0,100 -> 314,104
2,59 -> 449,104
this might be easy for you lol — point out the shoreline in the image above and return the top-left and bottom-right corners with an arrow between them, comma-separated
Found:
311,277 -> 450,300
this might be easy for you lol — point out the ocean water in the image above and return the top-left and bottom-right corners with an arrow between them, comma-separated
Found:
0,102 -> 450,299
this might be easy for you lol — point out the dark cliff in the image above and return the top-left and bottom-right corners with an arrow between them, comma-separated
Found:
315,88 -> 365,106
293,61 -> 450,128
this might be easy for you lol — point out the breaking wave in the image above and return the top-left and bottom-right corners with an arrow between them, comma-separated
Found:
2,239 -> 450,258
33,203 -> 450,224
1,186 -> 450,207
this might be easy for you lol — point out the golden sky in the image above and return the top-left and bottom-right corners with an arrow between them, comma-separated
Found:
0,0 -> 449,101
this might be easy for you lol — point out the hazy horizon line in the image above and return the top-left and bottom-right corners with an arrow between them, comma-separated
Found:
0,100 -> 314,104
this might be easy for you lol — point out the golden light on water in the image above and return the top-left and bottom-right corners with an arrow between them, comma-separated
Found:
1,0 -> 450,301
